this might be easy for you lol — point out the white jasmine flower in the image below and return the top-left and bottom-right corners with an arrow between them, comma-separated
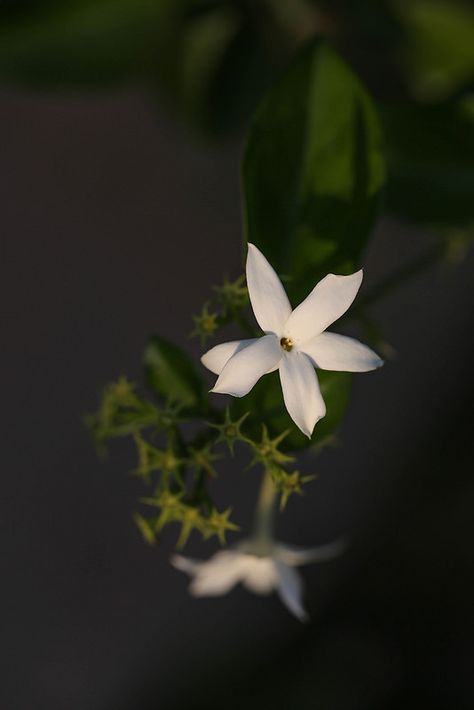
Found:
202,243 -> 383,438
172,539 -> 344,622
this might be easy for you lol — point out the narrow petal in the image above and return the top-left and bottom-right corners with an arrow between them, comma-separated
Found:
201,339 -> 257,375
275,561 -> 308,622
246,243 -> 292,336
171,555 -> 200,575
302,332 -> 383,372
285,270 -> 363,344
211,334 -> 281,397
275,539 -> 346,567
172,551 -> 247,597
279,352 -> 326,438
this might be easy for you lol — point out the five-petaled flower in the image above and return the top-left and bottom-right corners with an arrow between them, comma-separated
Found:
202,243 -> 383,437
172,539 -> 344,621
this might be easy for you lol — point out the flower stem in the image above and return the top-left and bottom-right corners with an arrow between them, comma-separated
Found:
253,468 -> 277,546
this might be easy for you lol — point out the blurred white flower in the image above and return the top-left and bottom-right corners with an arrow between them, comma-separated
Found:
202,243 -> 383,438
172,539 -> 344,621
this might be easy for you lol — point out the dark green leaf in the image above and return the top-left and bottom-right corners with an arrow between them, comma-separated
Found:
155,3 -> 283,135
232,369 -> 352,452
0,0 -> 174,88
392,0 -> 474,101
144,336 -> 207,415
242,39 -> 385,304
383,96 -> 474,226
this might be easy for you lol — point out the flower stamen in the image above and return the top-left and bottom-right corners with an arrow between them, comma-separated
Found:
280,337 -> 294,352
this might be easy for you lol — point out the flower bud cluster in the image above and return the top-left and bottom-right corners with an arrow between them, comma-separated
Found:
191,274 -> 252,345
86,379 -> 316,549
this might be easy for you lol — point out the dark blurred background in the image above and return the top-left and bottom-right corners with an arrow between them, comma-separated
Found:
1,2 -> 473,709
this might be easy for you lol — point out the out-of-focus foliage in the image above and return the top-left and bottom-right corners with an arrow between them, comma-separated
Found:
0,0 -> 172,86
242,40 -> 385,303
144,335 -> 207,416
0,0 -> 471,228
392,0 -> 474,101
383,95 -> 474,227
86,369 -> 318,548
0,0 -> 288,132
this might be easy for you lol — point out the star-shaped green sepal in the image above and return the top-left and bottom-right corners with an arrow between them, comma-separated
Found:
210,407 -> 250,454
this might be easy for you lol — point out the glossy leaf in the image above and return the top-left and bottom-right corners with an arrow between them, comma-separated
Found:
144,336 -> 207,415
242,40 -> 385,305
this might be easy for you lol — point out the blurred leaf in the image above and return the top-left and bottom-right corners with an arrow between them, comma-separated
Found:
0,0 -> 279,134
157,2 -> 284,135
202,18 -> 276,135
85,377 -> 161,450
383,96 -> 474,226
393,0 -> 474,101
176,5 -> 241,125
144,336 -> 207,415
232,369 -> 352,452
0,0 -> 175,88
0,1 -> 60,20
242,40 -> 385,305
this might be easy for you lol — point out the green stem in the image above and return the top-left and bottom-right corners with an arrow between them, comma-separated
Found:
253,468 -> 277,546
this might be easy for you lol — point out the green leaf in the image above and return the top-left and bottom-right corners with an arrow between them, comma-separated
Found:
143,336 -> 207,415
393,0 -> 474,101
174,5 -> 242,128
0,0 -> 275,136
242,40 -> 385,305
383,96 -> 474,227
85,377 -> 161,450
0,0 -> 175,88
232,369 -> 352,452
155,3 -> 281,135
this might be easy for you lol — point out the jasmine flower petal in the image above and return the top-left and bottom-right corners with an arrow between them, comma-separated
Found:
246,242 -> 292,335
211,334 -> 281,397
201,338 -> 257,375
241,556 -> 278,594
302,332 -> 384,372
285,271 -> 363,344
172,537 -> 343,621
201,244 -> 382,438
279,352 -> 326,438
172,551 -> 246,596
275,561 -> 308,622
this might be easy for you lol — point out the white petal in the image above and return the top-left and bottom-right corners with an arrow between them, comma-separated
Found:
302,332 -> 383,372
275,561 -> 308,622
275,539 -> 346,567
171,555 -> 200,574
279,352 -> 326,438
241,556 -> 279,595
246,243 -> 292,336
201,339 -> 257,375
172,551 -> 247,597
285,270 -> 363,344
211,334 -> 281,397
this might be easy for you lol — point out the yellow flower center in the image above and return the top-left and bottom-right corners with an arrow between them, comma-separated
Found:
280,337 -> 294,352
